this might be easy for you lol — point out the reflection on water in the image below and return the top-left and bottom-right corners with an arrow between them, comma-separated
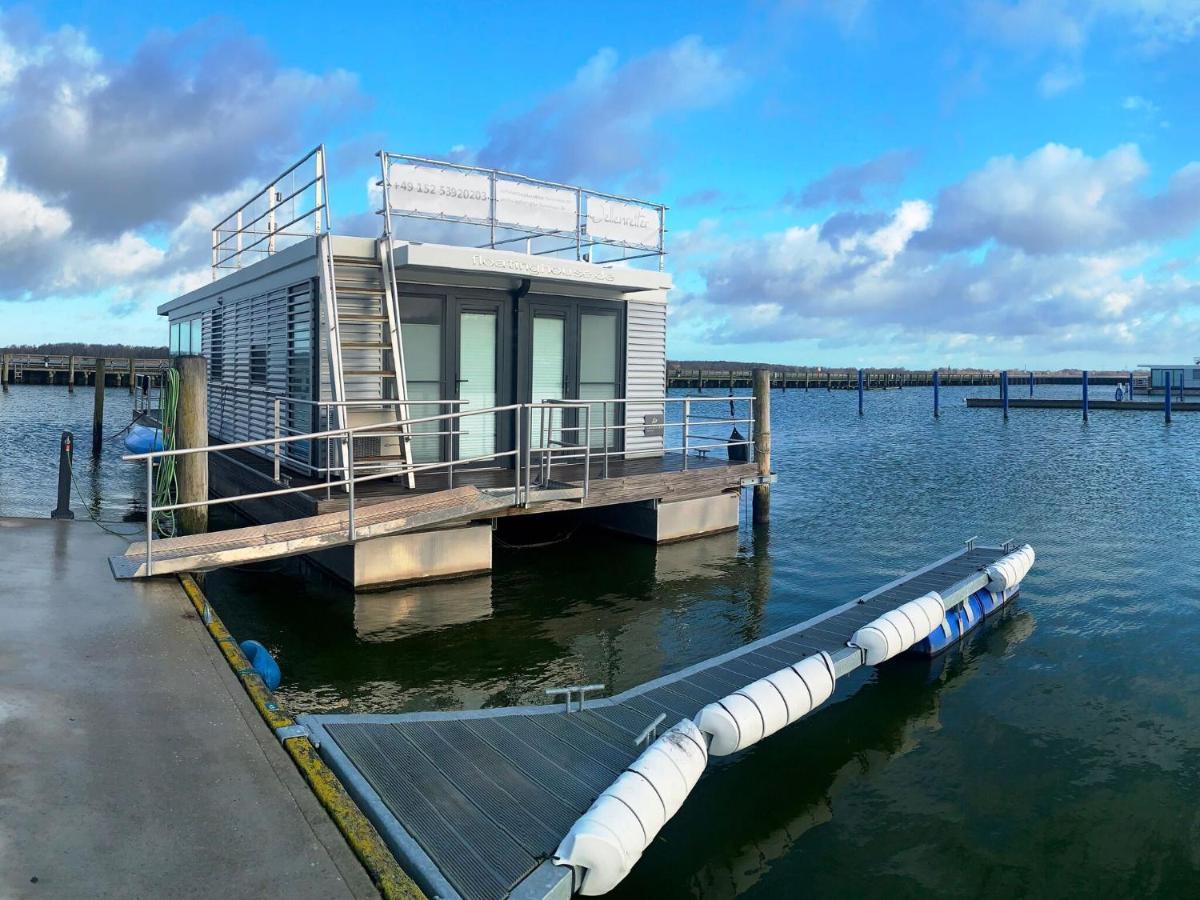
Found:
353,577 -> 494,642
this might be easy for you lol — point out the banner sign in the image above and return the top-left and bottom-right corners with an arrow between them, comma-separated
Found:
585,197 -> 661,250
387,163 -> 490,220
494,180 -> 577,233
385,156 -> 665,254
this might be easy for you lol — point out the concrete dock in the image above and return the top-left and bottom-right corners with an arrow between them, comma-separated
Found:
0,518 -> 378,899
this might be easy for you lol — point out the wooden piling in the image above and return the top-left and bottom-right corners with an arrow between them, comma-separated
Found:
127,358 -> 135,393
92,358 -> 105,456
67,355 -> 75,392
177,355 -> 209,535
1,352 -> 8,392
752,368 -> 770,524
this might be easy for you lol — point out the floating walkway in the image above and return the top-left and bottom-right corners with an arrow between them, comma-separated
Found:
967,398 -> 1200,412
302,542 -> 1029,900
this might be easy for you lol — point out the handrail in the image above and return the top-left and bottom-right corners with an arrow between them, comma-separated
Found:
127,399 -> 586,575
124,392 -> 753,575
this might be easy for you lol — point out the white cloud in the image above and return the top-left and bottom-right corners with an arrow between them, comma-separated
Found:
672,142 -> 1200,362
1038,64 -> 1085,96
478,36 -> 742,185
917,143 -> 1200,254
0,16 -> 363,318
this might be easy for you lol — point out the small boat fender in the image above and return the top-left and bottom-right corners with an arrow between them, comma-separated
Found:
850,591 -> 946,665
985,544 -> 1035,593
694,651 -> 837,757
238,639 -> 281,691
554,719 -> 708,895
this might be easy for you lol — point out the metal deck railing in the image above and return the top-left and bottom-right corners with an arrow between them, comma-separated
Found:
121,394 -> 756,576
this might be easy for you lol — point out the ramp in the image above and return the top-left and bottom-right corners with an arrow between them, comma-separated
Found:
303,545 -> 1016,900
110,485 -> 514,579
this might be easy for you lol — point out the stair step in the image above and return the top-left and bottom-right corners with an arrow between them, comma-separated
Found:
341,341 -> 390,349
339,313 -> 389,322
343,369 -> 398,377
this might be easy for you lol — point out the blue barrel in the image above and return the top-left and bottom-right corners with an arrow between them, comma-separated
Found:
911,589 -> 1009,657
123,423 -> 164,454
239,640 -> 282,691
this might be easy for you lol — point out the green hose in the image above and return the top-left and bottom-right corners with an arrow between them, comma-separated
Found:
152,368 -> 180,538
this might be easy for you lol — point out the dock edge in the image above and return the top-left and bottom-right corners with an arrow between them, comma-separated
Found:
177,573 -> 426,900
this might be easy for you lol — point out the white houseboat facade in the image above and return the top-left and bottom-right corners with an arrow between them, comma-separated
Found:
155,148 -> 766,588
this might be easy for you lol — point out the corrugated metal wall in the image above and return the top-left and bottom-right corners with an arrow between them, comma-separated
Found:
624,299 -> 667,457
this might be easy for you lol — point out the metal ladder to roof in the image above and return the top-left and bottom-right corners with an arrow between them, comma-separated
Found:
318,236 -> 416,489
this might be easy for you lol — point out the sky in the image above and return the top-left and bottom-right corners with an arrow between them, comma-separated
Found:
1,0 -> 1198,369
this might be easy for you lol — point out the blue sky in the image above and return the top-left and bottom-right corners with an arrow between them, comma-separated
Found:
1,1 -> 1198,368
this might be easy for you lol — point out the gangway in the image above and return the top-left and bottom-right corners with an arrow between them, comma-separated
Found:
109,485 -> 513,579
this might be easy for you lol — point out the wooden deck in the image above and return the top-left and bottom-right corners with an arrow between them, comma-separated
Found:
109,486 -> 515,579
315,452 -> 759,518
117,451 -> 760,579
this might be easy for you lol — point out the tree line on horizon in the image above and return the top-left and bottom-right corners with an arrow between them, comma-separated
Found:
2,342 -> 169,358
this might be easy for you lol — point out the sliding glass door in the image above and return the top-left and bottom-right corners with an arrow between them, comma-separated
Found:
520,298 -> 624,454
457,309 -> 499,460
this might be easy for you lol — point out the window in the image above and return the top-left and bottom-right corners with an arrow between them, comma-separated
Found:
169,316 -> 204,355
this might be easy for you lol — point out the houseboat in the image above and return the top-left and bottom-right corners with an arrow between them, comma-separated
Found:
154,147 -> 767,588
1139,360 -> 1200,395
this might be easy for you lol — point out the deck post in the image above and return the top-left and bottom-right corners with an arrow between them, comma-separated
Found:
1128,371 -> 1134,400
51,431 -> 75,520
1029,371 -> 1034,397
177,355 -> 209,535
933,370 -> 940,418
1,352 -> 8,392
857,368 -> 864,415
127,358 -> 135,393
1165,371 -> 1172,424
752,368 -> 770,524
1001,371 -> 1009,420
92,358 -> 106,456
1082,370 -> 1089,421
67,355 -> 76,392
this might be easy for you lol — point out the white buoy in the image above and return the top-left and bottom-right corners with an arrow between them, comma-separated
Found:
554,719 -> 708,895
850,591 -> 946,664
694,651 -> 837,756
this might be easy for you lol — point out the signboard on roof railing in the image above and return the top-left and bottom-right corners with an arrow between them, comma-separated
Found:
585,197 -> 661,250
381,153 -> 665,261
387,163 -> 490,220
494,180 -> 577,233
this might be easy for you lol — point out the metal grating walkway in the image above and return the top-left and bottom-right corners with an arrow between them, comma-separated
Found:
304,545 -> 1009,900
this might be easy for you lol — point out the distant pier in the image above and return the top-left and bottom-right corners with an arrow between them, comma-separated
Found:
667,366 -> 1145,391
967,398 -> 1200,412
0,352 -> 170,388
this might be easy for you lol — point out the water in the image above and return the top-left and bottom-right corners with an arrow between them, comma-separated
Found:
4,382 -> 1198,896
0,384 -> 145,522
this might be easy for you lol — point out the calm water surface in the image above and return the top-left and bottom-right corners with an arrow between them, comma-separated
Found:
4,382 -> 1198,897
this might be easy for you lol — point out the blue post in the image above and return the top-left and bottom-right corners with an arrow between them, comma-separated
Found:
1128,370 -> 1134,402
1029,371 -> 1034,397
1180,372 -> 1185,403
933,370 -> 940,418
857,368 -> 864,416
1165,371 -> 1172,424
1082,370 -> 1089,421
1001,370 -> 1009,420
